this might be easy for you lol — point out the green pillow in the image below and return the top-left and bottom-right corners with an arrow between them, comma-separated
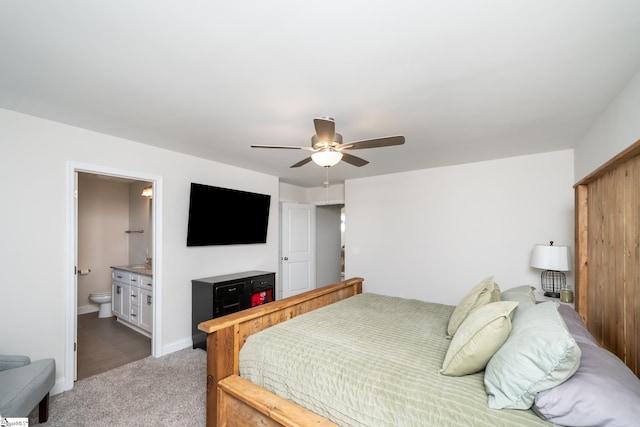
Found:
484,302 -> 581,409
501,285 -> 536,304
447,276 -> 500,336
500,285 -> 537,317
440,301 -> 518,376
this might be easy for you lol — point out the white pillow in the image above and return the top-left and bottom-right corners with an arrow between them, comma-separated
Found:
484,302 -> 581,409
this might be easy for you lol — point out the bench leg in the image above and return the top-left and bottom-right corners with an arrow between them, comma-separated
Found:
38,392 -> 49,423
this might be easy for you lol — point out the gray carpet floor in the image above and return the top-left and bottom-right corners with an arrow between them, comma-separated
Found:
30,348 -> 207,426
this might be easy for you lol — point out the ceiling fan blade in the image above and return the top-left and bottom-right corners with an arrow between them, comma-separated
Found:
337,135 -> 405,150
290,157 -> 313,168
341,152 -> 369,167
313,117 -> 336,144
251,144 -> 315,152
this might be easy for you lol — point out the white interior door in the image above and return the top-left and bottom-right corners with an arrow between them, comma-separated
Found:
281,203 -> 315,298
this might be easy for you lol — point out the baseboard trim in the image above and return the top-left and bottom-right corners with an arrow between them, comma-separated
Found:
160,337 -> 192,357
78,304 -> 98,315
51,376 -> 69,396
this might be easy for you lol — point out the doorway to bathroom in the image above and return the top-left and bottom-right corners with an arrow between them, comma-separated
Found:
65,162 -> 163,389
76,172 -> 153,379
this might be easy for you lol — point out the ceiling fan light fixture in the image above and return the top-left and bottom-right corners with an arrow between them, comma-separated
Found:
311,150 -> 343,167
251,116 -> 404,169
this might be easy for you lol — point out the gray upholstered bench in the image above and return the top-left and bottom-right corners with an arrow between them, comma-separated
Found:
0,355 -> 55,423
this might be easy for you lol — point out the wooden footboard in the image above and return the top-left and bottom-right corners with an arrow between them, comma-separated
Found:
218,375 -> 338,427
198,277 -> 363,427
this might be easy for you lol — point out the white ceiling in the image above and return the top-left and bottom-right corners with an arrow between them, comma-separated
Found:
2,1 -> 640,187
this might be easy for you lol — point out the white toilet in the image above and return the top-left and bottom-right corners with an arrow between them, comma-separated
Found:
88,292 -> 113,318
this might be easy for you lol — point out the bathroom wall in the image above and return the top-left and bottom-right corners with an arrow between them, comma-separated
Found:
128,180 -> 153,265
77,174 -> 130,314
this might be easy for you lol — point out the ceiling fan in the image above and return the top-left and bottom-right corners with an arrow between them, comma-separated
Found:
251,117 -> 405,168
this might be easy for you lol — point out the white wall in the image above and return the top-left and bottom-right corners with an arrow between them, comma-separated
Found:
345,150 -> 574,306
279,182 -> 308,203
307,183 -> 345,205
574,69 -> 640,181
279,182 -> 345,205
0,108 -> 279,392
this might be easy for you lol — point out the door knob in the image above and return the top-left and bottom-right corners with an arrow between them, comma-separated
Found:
283,257 -> 288,261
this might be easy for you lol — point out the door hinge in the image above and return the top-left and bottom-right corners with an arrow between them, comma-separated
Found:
74,342 -> 77,351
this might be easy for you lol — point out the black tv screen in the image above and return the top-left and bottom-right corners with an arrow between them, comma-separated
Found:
186,183 -> 271,246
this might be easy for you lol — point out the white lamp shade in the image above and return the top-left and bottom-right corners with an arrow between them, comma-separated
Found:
530,244 -> 571,271
311,150 -> 343,167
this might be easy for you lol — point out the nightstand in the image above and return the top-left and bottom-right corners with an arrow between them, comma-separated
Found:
535,290 -> 575,309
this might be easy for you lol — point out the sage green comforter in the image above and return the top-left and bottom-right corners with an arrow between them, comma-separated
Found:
239,293 -> 553,427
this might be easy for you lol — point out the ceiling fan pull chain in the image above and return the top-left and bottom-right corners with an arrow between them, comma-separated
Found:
325,167 -> 330,205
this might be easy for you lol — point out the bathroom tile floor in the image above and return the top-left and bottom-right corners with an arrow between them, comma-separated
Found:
77,312 -> 151,380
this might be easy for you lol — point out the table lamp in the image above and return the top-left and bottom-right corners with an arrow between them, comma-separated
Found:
530,241 -> 571,298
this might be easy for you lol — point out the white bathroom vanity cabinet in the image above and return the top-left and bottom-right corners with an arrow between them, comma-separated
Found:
111,267 -> 153,337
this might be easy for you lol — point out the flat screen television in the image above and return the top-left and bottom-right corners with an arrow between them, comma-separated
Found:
186,183 -> 271,246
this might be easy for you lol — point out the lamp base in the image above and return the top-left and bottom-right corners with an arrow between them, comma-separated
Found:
540,270 -> 566,300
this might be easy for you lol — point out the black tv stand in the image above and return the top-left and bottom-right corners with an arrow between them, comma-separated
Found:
191,270 -> 275,350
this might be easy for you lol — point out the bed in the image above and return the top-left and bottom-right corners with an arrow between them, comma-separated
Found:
198,275 -> 640,427
237,288 -> 553,427
198,141 -> 640,427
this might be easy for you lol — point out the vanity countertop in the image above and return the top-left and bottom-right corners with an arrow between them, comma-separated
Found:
111,265 -> 153,277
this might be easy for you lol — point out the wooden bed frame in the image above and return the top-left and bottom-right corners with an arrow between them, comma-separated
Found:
574,138 -> 640,377
197,140 -> 640,426
198,277 -> 363,427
